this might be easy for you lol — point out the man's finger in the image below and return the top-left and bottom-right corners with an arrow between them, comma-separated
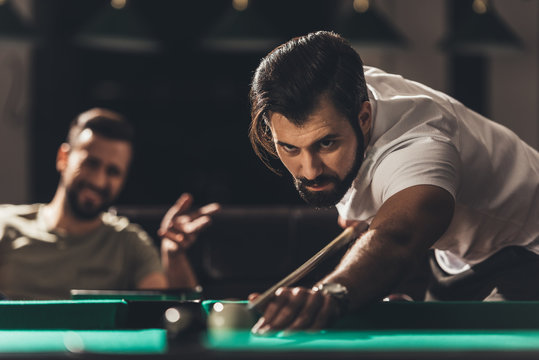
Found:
260,287 -> 289,325
268,287 -> 309,330
184,203 -> 221,221
159,194 -> 193,233
159,231 -> 186,245
161,238 -> 179,252
172,193 -> 194,215
174,216 -> 212,234
287,290 -> 324,330
310,295 -> 337,330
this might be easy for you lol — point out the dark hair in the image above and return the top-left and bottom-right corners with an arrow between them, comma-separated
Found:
67,108 -> 134,147
249,31 -> 369,173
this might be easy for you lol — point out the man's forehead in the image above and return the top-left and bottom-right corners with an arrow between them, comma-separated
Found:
269,110 -> 348,141
73,131 -> 130,149
72,132 -> 132,164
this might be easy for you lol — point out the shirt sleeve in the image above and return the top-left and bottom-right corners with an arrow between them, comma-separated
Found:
371,137 -> 460,204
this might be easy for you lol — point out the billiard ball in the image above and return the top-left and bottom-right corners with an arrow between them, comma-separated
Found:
207,302 -> 257,332
164,306 -> 194,338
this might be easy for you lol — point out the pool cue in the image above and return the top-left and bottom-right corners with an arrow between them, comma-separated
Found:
247,226 -> 358,311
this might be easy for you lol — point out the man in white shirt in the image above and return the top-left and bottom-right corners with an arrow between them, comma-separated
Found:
247,31 -> 539,333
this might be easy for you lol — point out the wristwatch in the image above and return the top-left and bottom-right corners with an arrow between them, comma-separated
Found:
313,282 -> 350,315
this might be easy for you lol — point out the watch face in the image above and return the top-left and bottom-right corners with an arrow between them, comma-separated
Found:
325,283 -> 347,293
319,283 -> 349,298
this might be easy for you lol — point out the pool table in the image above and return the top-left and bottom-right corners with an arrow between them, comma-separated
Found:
2,299 -> 539,359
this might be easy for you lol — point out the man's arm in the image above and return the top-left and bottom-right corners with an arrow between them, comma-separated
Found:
137,271 -> 168,289
135,248 -> 198,289
135,194 -> 219,290
160,239 -> 198,288
157,193 -> 220,288
321,184 -> 453,308
251,184 -> 454,333
137,249 -> 198,289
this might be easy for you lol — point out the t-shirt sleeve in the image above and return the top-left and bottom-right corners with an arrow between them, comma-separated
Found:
124,224 -> 163,287
371,138 -> 460,204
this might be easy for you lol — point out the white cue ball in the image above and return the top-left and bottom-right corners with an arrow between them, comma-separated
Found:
207,302 -> 256,331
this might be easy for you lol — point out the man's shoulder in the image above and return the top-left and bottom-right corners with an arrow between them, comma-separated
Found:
363,66 -> 404,84
363,66 -> 450,103
101,211 -> 143,232
100,211 -> 154,244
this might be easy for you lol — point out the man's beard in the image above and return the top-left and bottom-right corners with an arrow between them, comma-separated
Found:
65,180 -> 114,220
294,147 -> 364,208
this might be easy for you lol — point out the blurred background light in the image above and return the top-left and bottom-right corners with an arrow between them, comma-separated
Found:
441,0 -> 524,55
75,0 -> 160,53
334,0 -> 407,50
0,0 -> 32,42
201,0 -> 287,53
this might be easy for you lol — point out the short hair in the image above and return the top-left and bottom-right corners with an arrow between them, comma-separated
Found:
66,108 -> 134,147
248,31 -> 369,173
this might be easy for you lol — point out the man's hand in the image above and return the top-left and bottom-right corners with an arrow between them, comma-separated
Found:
158,193 -> 220,252
249,286 -> 340,334
158,193 -> 220,288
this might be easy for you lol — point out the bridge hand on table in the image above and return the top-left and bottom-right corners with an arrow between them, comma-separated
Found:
249,287 -> 340,335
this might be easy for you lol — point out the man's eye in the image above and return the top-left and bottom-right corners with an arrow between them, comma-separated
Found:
84,158 -> 100,169
106,167 -> 121,177
319,140 -> 335,149
281,144 -> 297,153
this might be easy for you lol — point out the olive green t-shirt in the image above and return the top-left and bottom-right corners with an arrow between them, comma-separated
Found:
0,204 -> 163,299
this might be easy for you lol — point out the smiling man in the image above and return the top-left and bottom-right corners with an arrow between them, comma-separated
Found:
248,31 -> 539,333
0,108 -> 219,299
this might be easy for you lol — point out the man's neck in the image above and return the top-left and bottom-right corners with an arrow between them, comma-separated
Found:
45,191 -> 103,236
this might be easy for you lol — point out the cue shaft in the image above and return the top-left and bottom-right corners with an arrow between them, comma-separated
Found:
248,226 -> 358,311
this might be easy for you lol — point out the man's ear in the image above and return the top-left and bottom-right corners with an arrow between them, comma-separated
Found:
56,143 -> 71,172
357,101 -> 372,146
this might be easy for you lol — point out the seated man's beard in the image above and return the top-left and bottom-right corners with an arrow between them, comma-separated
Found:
66,181 -> 113,220
293,149 -> 363,208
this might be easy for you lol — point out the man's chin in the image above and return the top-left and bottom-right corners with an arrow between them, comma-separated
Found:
72,208 -> 103,220
298,189 -> 343,208
70,201 -> 110,221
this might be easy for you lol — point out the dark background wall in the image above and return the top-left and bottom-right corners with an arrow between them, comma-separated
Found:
0,0 -> 531,208
26,0 -> 518,208
30,0 -> 313,207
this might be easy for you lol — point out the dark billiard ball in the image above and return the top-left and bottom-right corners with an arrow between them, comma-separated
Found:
164,306 -> 193,339
382,293 -> 414,302
207,302 -> 256,332
164,303 -> 205,344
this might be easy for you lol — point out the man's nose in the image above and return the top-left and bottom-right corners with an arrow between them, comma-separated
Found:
89,167 -> 108,188
300,152 -> 324,180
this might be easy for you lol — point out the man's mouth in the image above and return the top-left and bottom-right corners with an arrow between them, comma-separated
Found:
78,184 -> 109,205
297,175 -> 337,192
305,182 -> 334,191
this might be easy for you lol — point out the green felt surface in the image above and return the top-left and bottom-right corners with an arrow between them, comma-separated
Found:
0,300 -> 128,329
4,300 -> 539,355
71,288 -> 203,301
202,300 -> 539,329
202,300 -> 539,352
204,329 -> 539,352
0,329 -> 167,354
